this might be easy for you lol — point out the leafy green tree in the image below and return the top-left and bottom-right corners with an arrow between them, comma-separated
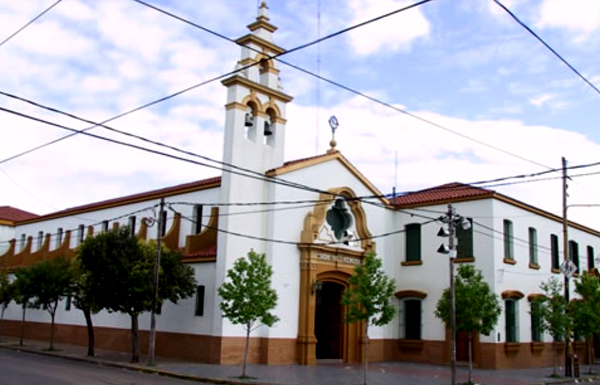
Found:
78,227 -> 196,363
70,256 -> 101,357
13,264 -> 36,346
0,269 -> 14,341
17,257 -> 75,350
531,277 -> 571,377
341,252 -> 396,385
435,264 -> 501,384
218,250 -> 279,379
572,272 -> 600,374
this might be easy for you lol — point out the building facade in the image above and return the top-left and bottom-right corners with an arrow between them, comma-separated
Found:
0,3 -> 598,369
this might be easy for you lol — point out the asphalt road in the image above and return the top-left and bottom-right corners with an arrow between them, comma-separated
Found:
0,349 -> 207,385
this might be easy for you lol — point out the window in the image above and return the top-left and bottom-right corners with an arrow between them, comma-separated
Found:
193,205 -> 203,234
551,234 -> 560,271
456,218 -> 473,259
528,227 -> 538,265
405,224 -> 421,262
195,285 -> 205,316
19,234 -> 26,252
503,220 -> 514,260
403,299 -> 422,340
505,300 -> 519,342
77,225 -> 85,245
102,220 -> 109,232
531,308 -> 542,342
569,240 -> 580,273
160,210 -> 168,237
587,246 -> 595,271
65,295 -> 72,311
128,216 -> 136,236
56,228 -> 63,248
37,231 -> 43,249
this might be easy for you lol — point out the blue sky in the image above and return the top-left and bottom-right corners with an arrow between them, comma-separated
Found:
1,0 -> 600,230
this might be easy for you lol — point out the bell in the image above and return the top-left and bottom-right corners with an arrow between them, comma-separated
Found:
264,122 -> 273,136
244,113 -> 254,127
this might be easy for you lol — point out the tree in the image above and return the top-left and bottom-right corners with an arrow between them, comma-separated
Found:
531,277 -> 571,377
435,264 -> 501,384
341,252 -> 396,385
571,272 -> 600,374
13,264 -> 37,346
218,250 -> 279,379
78,227 -> 196,363
0,269 -> 14,341
14,257 -> 74,350
70,256 -> 101,357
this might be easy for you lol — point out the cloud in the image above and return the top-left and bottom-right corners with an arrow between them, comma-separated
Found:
347,0 -> 430,55
538,0 -> 600,35
529,93 -> 553,107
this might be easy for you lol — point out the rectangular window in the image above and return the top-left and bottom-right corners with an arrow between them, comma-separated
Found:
20,234 -> 26,252
404,299 -> 422,340
569,240 -> 580,273
65,295 -> 72,311
456,218 -> 473,259
405,224 -> 421,262
56,228 -> 63,248
528,227 -> 538,265
531,309 -> 542,342
505,300 -> 518,342
587,246 -> 595,271
503,220 -> 514,260
37,231 -> 44,249
551,234 -> 560,270
78,225 -> 85,245
102,220 -> 109,232
128,216 -> 136,236
193,205 -> 203,234
160,210 -> 168,237
195,285 -> 205,316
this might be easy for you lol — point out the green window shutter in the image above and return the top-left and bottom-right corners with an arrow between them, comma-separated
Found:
505,300 -> 516,342
529,227 -> 537,265
551,234 -> 559,270
405,224 -> 421,262
457,218 -> 473,259
504,220 -> 514,260
569,241 -> 580,273
531,311 -> 541,342
588,246 -> 595,271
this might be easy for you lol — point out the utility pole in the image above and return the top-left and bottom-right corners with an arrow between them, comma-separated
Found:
562,157 -> 572,377
448,204 -> 457,385
147,198 -> 164,366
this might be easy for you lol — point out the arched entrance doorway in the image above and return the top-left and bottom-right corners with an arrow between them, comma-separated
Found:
315,281 -> 344,359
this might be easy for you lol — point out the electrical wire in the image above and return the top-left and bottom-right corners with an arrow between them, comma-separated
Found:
0,0 -> 63,49
492,0 -> 600,97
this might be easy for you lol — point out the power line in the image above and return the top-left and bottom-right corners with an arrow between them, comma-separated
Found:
0,0 -> 63,49
492,0 -> 600,97
135,0 -> 553,170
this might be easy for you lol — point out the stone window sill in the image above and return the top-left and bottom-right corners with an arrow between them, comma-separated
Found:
401,261 -> 423,266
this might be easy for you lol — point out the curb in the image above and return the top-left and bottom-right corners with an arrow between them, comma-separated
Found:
0,343 -> 279,385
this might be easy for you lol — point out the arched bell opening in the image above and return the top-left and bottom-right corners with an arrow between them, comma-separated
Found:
244,101 -> 258,141
264,108 -> 276,146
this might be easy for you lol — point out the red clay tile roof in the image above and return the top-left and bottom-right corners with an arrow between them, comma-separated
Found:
20,176 -> 222,224
0,206 -> 39,222
390,182 -> 495,207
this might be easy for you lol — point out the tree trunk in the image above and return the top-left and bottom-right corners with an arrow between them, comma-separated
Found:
130,313 -> 139,363
49,308 -> 56,351
468,331 -> 473,384
0,304 -> 6,342
82,307 -> 95,357
553,340 -> 557,377
19,305 -> 26,346
588,336 -> 594,374
242,324 -> 250,378
363,322 -> 369,385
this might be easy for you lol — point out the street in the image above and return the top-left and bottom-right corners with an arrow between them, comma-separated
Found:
0,349 -> 207,385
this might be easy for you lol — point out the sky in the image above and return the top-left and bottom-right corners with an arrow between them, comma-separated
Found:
1,0 -> 600,231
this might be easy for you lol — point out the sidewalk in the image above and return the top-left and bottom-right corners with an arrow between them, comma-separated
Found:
0,338 -> 598,385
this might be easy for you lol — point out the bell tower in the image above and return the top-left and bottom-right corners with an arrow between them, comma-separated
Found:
220,1 -> 293,174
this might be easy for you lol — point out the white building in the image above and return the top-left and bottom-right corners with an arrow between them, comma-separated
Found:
1,3 -> 598,369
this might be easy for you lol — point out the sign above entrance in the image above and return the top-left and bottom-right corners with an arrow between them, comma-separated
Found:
317,253 -> 361,266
